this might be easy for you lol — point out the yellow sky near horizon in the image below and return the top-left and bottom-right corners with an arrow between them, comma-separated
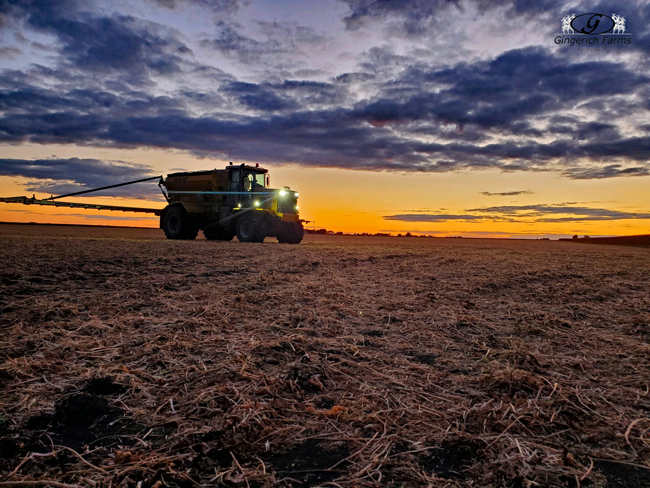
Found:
1,144 -> 649,238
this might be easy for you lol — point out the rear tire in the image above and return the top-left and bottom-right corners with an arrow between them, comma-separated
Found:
183,228 -> 199,240
162,205 -> 198,240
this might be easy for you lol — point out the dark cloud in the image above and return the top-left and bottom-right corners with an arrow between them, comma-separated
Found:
385,204 -> 650,223
340,0 -> 462,34
465,204 -> 650,221
353,47 -> 648,134
0,90 -> 648,178
339,0 -> 568,34
148,0 -> 241,13
222,79 -> 344,111
339,0 -> 649,51
202,20 -> 330,69
0,81 -> 187,128
0,46 -> 22,59
481,190 -> 533,196
47,15 -> 190,79
4,209 -> 152,220
3,0 -> 192,86
204,21 -> 269,63
561,164 -> 650,179
0,0 -> 76,24
0,157 -> 162,198
384,214 -> 504,222
223,81 -> 298,111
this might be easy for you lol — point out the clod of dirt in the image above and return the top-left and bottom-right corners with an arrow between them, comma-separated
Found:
25,393 -> 129,450
84,377 -> 128,396
271,342 -> 298,353
268,439 -> 350,487
595,460 -> 650,488
199,430 -> 224,443
0,369 -> 14,388
192,447 -> 235,474
315,398 -> 336,410
419,441 -> 479,480
289,367 -> 323,392
361,329 -> 384,337
0,417 -> 18,460
0,438 -> 19,460
415,354 -> 436,365
53,393 -> 118,427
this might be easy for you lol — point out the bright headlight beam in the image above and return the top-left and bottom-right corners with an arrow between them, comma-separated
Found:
254,201 -> 260,207
279,190 -> 287,197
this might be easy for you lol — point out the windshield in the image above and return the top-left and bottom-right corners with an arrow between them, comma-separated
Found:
243,172 -> 267,191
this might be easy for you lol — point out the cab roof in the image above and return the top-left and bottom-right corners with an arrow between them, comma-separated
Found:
228,163 -> 268,173
167,163 -> 267,178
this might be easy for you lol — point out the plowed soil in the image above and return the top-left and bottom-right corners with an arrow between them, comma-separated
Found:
1,223 -> 649,487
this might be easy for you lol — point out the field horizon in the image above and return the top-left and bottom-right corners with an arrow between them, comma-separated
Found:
2,222 -> 649,245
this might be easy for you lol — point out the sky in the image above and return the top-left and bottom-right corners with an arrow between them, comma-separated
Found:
0,0 -> 649,238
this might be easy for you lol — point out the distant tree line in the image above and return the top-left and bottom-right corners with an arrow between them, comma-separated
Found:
305,228 -> 438,237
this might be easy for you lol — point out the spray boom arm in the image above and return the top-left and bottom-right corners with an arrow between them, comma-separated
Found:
0,176 -> 165,215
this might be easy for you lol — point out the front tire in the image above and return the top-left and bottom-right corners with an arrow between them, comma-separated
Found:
277,222 -> 304,244
236,213 -> 266,243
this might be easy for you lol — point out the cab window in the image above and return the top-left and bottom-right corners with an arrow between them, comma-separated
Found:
243,173 -> 266,191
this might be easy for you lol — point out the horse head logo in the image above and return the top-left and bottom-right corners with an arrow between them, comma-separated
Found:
612,14 -> 626,34
562,14 -> 576,33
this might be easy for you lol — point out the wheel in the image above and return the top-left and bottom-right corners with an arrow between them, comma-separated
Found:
236,213 -> 266,243
204,226 -> 234,241
277,222 -> 304,244
183,228 -> 199,240
253,219 -> 267,243
162,205 -> 198,240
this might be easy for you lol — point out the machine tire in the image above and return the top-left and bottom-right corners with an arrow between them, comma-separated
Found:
277,222 -> 304,244
162,205 -> 197,240
203,226 -> 234,241
236,214 -> 265,243
183,227 -> 199,240
253,218 -> 267,243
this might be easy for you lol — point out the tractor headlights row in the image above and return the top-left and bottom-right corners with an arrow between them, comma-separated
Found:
238,200 -> 296,209
235,192 -> 298,211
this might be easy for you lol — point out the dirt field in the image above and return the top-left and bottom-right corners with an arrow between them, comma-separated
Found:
1,223 -> 649,488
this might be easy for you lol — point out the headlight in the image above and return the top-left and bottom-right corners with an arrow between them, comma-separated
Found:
295,192 -> 299,198
254,201 -> 260,207
279,190 -> 287,197
237,203 -> 241,208
295,205 -> 299,210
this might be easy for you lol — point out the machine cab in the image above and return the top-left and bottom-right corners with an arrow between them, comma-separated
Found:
227,163 -> 270,207
228,163 -> 269,192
